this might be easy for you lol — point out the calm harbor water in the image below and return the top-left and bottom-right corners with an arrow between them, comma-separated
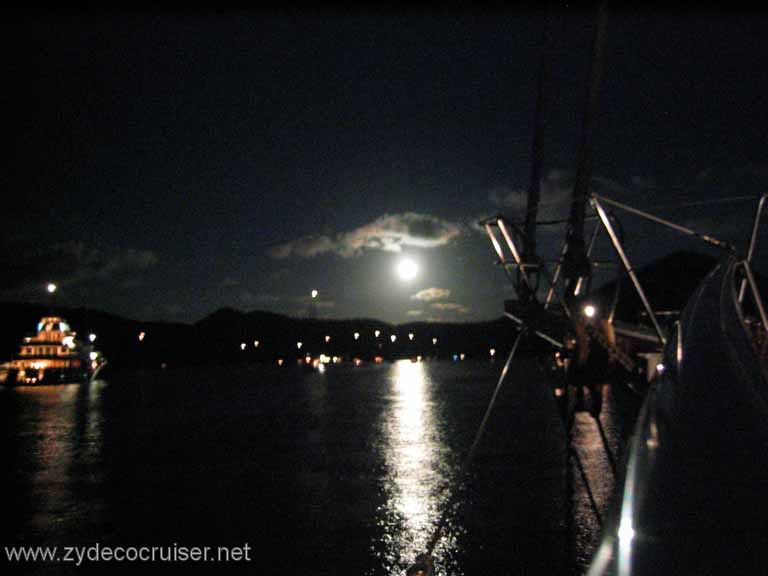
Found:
0,360 -> 634,575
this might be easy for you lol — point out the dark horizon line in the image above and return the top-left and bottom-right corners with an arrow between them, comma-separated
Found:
0,300 -> 506,330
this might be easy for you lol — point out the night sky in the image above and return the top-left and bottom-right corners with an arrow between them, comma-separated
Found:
5,11 -> 768,324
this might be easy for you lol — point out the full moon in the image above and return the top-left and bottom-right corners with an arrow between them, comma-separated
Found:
396,258 -> 419,281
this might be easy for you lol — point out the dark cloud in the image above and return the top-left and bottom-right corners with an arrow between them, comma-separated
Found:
0,240 -> 157,294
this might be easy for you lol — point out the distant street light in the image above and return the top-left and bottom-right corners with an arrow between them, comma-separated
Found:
297,341 -> 303,350
311,290 -> 318,299
325,335 -> 331,343
432,337 -> 438,345
254,340 -> 260,348
240,343 -> 246,351
138,331 -> 146,342
375,330 -> 381,338
489,348 -> 496,357
390,334 -> 397,343
89,333 -> 97,343
408,333 -> 414,341
353,332 -> 360,340
46,283 -> 57,294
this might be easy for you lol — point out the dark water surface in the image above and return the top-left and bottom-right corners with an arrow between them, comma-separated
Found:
0,360 -> 633,574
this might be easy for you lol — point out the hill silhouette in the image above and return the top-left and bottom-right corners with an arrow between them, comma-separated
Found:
2,251 -> 755,371
591,251 -> 719,323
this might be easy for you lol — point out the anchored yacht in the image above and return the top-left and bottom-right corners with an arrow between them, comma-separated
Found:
2,316 -> 107,386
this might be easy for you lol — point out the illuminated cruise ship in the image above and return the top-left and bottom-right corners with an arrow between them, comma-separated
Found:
5,316 -> 107,385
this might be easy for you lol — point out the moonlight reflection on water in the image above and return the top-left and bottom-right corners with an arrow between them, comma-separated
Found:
1,361 -> 622,575
375,360 -> 461,575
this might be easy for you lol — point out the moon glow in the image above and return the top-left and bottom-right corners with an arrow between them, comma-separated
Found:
396,258 -> 419,282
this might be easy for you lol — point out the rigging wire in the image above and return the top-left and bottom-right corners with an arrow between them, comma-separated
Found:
594,415 -> 617,476
507,196 -> 759,228
423,329 -> 525,558
569,442 -> 604,528
637,194 -> 759,211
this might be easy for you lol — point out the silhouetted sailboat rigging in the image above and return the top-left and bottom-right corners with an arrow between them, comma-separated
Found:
405,6 -> 768,575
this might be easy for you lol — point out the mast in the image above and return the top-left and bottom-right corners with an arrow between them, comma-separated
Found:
522,18 -> 552,268
563,3 -> 608,301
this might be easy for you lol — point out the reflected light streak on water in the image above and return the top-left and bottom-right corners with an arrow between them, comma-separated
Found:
16,382 -> 107,540
390,361 -> 431,535
373,361 -> 460,576
571,384 -> 621,572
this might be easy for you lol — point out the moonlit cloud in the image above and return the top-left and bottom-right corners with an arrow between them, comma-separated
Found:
592,175 -> 635,198
411,287 -> 451,302
266,235 -> 336,259
488,170 -> 573,222
267,212 -> 462,259
472,170 -> 576,237
488,184 -> 525,210
430,302 -> 470,314
406,309 -> 423,316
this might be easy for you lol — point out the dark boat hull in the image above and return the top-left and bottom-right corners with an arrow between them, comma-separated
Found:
588,256 -> 768,575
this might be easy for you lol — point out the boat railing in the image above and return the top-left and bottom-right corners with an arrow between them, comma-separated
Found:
481,192 -> 762,353
730,193 -> 768,366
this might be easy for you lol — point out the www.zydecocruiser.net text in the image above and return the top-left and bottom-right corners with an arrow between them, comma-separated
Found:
5,543 -> 252,565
